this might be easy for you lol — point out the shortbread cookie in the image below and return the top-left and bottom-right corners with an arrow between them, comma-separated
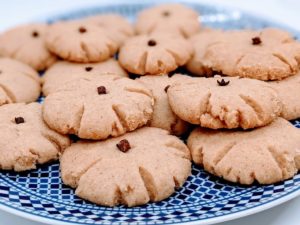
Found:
43,75 -> 154,140
42,58 -> 127,96
135,3 -> 200,38
119,33 -> 193,75
61,127 -> 191,207
187,118 -> 300,185
138,74 -> 191,135
84,14 -> 134,45
0,58 -> 41,105
168,76 -> 281,129
270,72 -> 300,120
46,20 -> 119,63
201,28 -> 300,80
0,23 -> 56,71
0,103 -> 70,171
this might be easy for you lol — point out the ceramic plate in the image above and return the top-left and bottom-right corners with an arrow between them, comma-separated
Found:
0,2 -> 300,225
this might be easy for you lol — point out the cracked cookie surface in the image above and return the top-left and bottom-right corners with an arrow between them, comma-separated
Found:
187,118 -> 300,185
60,127 -> 191,207
135,3 -> 200,38
0,23 -> 56,71
0,58 -> 41,105
46,20 -> 119,63
200,28 -> 300,80
43,74 -> 154,140
119,33 -> 193,75
42,58 -> 128,96
138,74 -> 191,135
0,103 -> 70,171
167,76 -> 281,129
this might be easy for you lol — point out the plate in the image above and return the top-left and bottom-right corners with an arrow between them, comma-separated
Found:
1,2 -> 300,225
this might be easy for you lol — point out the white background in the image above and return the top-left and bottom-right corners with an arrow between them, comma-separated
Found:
0,0 -> 299,224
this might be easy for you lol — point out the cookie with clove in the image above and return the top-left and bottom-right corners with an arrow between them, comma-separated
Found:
83,14 -> 134,45
0,23 -> 56,71
42,58 -> 128,96
43,74 -> 154,140
0,102 -> 70,171
45,20 -> 119,63
119,33 -> 193,75
0,58 -> 41,105
270,72 -> 300,120
60,127 -> 191,207
167,76 -> 282,129
187,118 -> 300,185
135,3 -> 201,38
200,28 -> 300,80
137,74 -> 191,135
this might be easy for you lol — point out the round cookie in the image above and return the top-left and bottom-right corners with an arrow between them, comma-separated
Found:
83,14 -> 134,45
60,127 -> 191,207
270,72 -> 300,120
42,58 -> 128,96
167,76 -> 282,129
135,3 -> 200,38
187,118 -> 300,185
43,74 -> 154,140
0,103 -> 70,171
46,20 -> 119,63
0,23 -> 56,71
0,58 -> 41,105
119,33 -> 193,75
201,28 -> 300,80
138,74 -> 191,135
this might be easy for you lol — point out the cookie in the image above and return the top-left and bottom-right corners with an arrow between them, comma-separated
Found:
42,58 -> 128,96
43,75 -> 154,140
60,127 -> 191,207
0,23 -> 56,71
187,29 -> 225,76
0,103 -> 70,171
187,118 -> 300,185
46,20 -> 119,63
270,72 -> 300,120
84,14 -> 134,45
0,58 -> 41,105
119,33 -> 193,75
167,76 -> 281,129
138,74 -> 191,135
201,28 -> 300,80
135,3 -> 200,38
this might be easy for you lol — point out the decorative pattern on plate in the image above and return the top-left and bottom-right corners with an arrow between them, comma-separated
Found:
0,2 -> 299,225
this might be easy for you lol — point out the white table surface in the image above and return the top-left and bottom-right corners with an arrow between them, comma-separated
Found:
0,0 -> 299,224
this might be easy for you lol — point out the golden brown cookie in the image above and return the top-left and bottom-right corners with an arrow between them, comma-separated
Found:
46,20 -> 119,63
0,23 -> 56,71
135,3 -> 200,38
42,58 -> 127,96
60,127 -> 191,207
187,118 -> 300,185
167,76 -> 282,129
0,103 -> 70,171
43,75 -> 154,140
138,74 -> 191,135
0,58 -> 41,105
200,28 -> 300,80
119,33 -> 193,75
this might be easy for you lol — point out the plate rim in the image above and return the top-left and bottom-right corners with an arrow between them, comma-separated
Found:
1,1 -> 300,225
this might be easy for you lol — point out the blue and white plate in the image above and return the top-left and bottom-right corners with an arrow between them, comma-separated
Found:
1,2 -> 300,225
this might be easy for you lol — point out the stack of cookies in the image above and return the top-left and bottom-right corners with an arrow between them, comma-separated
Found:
0,3 -> 299,208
